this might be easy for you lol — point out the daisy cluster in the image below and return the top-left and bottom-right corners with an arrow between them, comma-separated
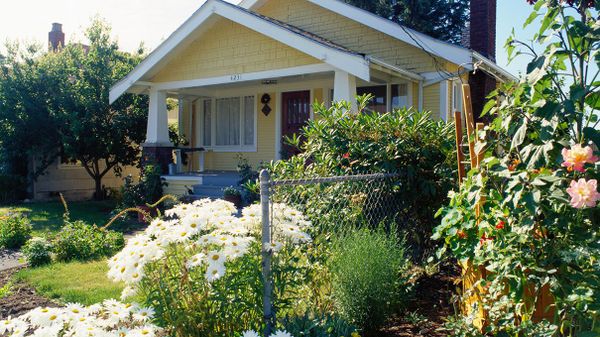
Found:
107,199 -> 311,298
0,300 -> 159,337
241,330 -> 294,337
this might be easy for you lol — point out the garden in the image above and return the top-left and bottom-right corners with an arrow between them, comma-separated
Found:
0,1 -> 599,337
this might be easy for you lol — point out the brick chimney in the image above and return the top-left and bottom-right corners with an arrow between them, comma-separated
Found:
48,23 -> 65,52
468,0 -> 497,121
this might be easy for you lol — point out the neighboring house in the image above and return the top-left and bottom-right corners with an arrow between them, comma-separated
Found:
30,24 -> 139,201
109,0 -> 515,196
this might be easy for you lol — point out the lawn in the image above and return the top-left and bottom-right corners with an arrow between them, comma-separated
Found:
14,260 -> 124,305
0,200 -> 143,236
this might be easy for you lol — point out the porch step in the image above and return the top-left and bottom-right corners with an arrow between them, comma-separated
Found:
191,184 -> 241,199
199,172 -> 239,187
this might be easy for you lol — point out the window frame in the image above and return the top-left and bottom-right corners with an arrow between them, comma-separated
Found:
328,82 -> 412,111
197,95 -> 258,153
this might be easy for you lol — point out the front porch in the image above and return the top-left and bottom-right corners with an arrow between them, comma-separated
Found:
143,64 -> 420,186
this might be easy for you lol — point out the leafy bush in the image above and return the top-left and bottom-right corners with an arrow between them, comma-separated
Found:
262,101 -> 456,258
329,227 -> 412,332
434,1 -> 600,336
119,164 -> 165,210
22,237 -> 53,267
53,220 -> 124,262
279,313 -> 358,337
0,215 -> 32,249
0,174 -> 27,203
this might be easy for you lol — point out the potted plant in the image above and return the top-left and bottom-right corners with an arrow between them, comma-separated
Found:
223,186 -> 242,208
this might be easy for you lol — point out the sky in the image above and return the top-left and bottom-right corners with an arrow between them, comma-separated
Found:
0,1 -> 543,76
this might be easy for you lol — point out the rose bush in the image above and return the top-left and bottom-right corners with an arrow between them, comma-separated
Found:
433,1 -> 599,335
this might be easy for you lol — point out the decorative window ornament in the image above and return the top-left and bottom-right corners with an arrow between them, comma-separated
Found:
261,93 -> 272,116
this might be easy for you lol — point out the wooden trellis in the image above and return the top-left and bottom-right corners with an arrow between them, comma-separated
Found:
455,84 -> 555,329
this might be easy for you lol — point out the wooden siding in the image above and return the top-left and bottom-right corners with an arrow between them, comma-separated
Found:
34,161 -> 138,201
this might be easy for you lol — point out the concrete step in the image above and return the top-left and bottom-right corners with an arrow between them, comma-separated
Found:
197,172 -> 239,187
192,184 -> 231,199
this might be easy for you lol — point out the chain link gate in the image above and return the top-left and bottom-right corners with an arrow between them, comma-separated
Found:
259,170 -> 403,335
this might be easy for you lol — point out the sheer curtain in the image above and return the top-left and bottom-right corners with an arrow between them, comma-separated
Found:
243,96 -> 255,146
216,97 -> 240,146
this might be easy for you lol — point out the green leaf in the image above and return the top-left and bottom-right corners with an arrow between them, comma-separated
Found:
511,121 -> 528,150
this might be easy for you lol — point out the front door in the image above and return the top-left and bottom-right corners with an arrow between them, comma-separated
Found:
281,90 -> 311,158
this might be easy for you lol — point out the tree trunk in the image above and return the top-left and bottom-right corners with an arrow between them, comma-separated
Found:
93,175 -> 104,200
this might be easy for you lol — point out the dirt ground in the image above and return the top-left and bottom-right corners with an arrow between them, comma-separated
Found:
0,267 -> 59,319
377,266 -> 458,337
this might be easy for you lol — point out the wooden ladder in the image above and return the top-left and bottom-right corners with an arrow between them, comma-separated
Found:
455,83 -> 485,183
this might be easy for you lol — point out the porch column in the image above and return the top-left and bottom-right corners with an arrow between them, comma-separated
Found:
333,70 -> 357,112
142,87 -> 173,174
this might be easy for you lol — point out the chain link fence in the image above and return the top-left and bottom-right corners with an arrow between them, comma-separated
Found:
259,170 -> 404,334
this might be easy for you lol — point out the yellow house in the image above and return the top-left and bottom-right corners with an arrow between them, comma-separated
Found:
110,0 -> 514,196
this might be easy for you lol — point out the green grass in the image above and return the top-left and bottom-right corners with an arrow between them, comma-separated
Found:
14,260 -> 124,305
0,200 -> 143,236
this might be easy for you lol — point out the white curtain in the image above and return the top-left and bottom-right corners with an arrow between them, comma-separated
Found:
243,96 -> 254,146
203,99 -> 212,146
216,97 -> 240,146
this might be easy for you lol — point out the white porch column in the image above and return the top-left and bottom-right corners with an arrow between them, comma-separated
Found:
145,87 -> 172,145
333,70 -> 358,112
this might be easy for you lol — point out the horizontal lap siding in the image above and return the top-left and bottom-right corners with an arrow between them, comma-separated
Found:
34,162 -> 139,200
151,18 -> 320,83
423,83 -> 441,120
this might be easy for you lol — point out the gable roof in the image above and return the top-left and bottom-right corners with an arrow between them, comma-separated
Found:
241,0 -> 517,82
109,0 -> 371,103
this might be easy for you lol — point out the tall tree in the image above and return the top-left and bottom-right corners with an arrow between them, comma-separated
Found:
0,18 -> 148,199
58,19 -> 148,199
344,0 -> 469,44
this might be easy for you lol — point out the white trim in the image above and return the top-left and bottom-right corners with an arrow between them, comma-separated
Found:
109,0 -> 370,103
368,57 -> 423,81
418,81 -> 424,111
422,71 -> 466,87
472,52 -> 518,82
274,91 -> 282,160
306,0 -> 473,67
439,80 -> 449,122
149,64 -> 334,92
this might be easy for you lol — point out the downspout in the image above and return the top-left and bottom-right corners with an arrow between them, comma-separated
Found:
418,80 -> 424,111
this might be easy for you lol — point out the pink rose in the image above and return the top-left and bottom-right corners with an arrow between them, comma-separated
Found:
566,179 -> 600,209
561,144 -> 598,172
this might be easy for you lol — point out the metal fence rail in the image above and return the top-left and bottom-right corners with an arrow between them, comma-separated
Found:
259,170 -> 402,335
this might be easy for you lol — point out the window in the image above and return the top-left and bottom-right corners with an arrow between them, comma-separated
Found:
391,84 -> 409,110
198,95 -> 256,151
330,83 -> 411,113
357,85 -> 387,113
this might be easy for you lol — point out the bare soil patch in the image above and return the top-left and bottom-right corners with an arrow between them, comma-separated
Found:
0,267 -> 59,319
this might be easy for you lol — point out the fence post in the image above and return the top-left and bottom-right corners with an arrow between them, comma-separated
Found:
259,169 -> 274,336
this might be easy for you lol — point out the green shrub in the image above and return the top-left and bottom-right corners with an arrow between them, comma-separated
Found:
261,102 -> 456,258
279,313 -> 358,337
22,237 -> 53,267
0,215 -> 32,249
329,227 -> 412,332
53,221 -> 124,262
118,164 -> 165,210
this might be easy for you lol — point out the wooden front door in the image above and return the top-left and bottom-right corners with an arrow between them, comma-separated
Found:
281,90 -> 311,158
